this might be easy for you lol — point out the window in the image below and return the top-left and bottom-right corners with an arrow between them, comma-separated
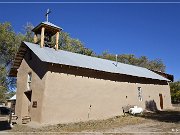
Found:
27,72 -> 32,90
138,87 -> 143,101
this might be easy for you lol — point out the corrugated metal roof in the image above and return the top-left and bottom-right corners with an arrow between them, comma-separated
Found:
24,41 -> 169,81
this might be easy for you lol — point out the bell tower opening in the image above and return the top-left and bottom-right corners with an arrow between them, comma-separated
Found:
32,9 -> 63,50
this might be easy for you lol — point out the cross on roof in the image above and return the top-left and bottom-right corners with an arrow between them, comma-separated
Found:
45,9 -> 51,22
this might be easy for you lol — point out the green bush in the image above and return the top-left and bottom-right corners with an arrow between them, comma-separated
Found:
170,81 -> 180,104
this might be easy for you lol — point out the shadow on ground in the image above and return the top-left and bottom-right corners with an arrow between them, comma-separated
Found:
0,121 -> 11,131
139,110 -> 180,123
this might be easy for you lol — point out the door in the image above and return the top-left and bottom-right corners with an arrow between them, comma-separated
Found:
159,93 -> 163,110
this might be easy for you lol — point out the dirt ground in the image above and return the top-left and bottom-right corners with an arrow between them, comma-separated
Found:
0,106 -> 179,134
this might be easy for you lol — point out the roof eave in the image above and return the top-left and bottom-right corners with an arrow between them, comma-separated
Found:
8,42 -> 28,77
32,22 -> 63,33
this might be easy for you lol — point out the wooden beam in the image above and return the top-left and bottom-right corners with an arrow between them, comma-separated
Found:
13,63 -> 19,67
16,55 -> 23,58
15,57 -> 23,60
55,31 -> 59,50
34,33 -> 38,43
14,61 -> 21,64
19,49 -> 27,52
17,52 -> 25,55
19,46 -> 26,49
13,66 -> 19,69
15,59 -> 23,62
40,27 -> 45,48
13,63 -> 20,66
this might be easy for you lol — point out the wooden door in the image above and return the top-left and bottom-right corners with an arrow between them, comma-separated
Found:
159,93 -> 163,110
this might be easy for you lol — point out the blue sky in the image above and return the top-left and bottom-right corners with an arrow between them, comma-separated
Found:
0,1 -> 179,81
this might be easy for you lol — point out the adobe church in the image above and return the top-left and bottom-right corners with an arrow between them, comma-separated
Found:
9,16 -> 172,125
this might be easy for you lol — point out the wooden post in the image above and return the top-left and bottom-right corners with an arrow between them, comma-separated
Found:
34,33 -> 38,43
55,31 -> 59,50
40,27 -> 45,48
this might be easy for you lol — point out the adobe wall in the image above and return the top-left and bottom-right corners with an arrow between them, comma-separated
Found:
15,48 -> 47,123
41,64 -> 172,124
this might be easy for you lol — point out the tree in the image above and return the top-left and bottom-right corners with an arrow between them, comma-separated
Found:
147,59 -> 165,72
0,66 -> 7,102
170,81 -> 180,104
99,51 -> 166,72
23,22 -> 34,42
59,32 -> 94,56
0,22 -> 27,102
0,22 -> 24,102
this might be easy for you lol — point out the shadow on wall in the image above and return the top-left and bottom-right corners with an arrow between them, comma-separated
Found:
24,49 -> 48,79
145,100 -> 158,112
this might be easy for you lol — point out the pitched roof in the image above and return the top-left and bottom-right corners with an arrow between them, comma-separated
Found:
9,41 -> 169,81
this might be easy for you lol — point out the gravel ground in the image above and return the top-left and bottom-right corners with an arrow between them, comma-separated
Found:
0,106 -> 179,134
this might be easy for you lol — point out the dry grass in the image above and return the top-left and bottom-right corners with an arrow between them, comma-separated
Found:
10,115 -> 145,132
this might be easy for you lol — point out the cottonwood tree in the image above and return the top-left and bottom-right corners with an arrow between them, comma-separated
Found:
0,22 -> 24,102
99,52 -> 166,72
170,81 -> 180,104
59,32 -> 94,56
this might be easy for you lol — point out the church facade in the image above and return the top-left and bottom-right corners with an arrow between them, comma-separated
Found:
9,21 -> 172,125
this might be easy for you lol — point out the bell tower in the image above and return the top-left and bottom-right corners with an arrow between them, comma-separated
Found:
32,9 -> 63,50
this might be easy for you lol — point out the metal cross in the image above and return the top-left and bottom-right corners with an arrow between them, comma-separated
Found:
45,9 -> 51,22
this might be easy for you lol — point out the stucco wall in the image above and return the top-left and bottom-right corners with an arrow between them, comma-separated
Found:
41,64 -> 172,124
15,49 -> 48,123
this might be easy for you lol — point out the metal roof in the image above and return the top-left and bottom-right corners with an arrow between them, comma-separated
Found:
23,42 -> 169,81
32,21 -> 63,33
41,21 -> 62,29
